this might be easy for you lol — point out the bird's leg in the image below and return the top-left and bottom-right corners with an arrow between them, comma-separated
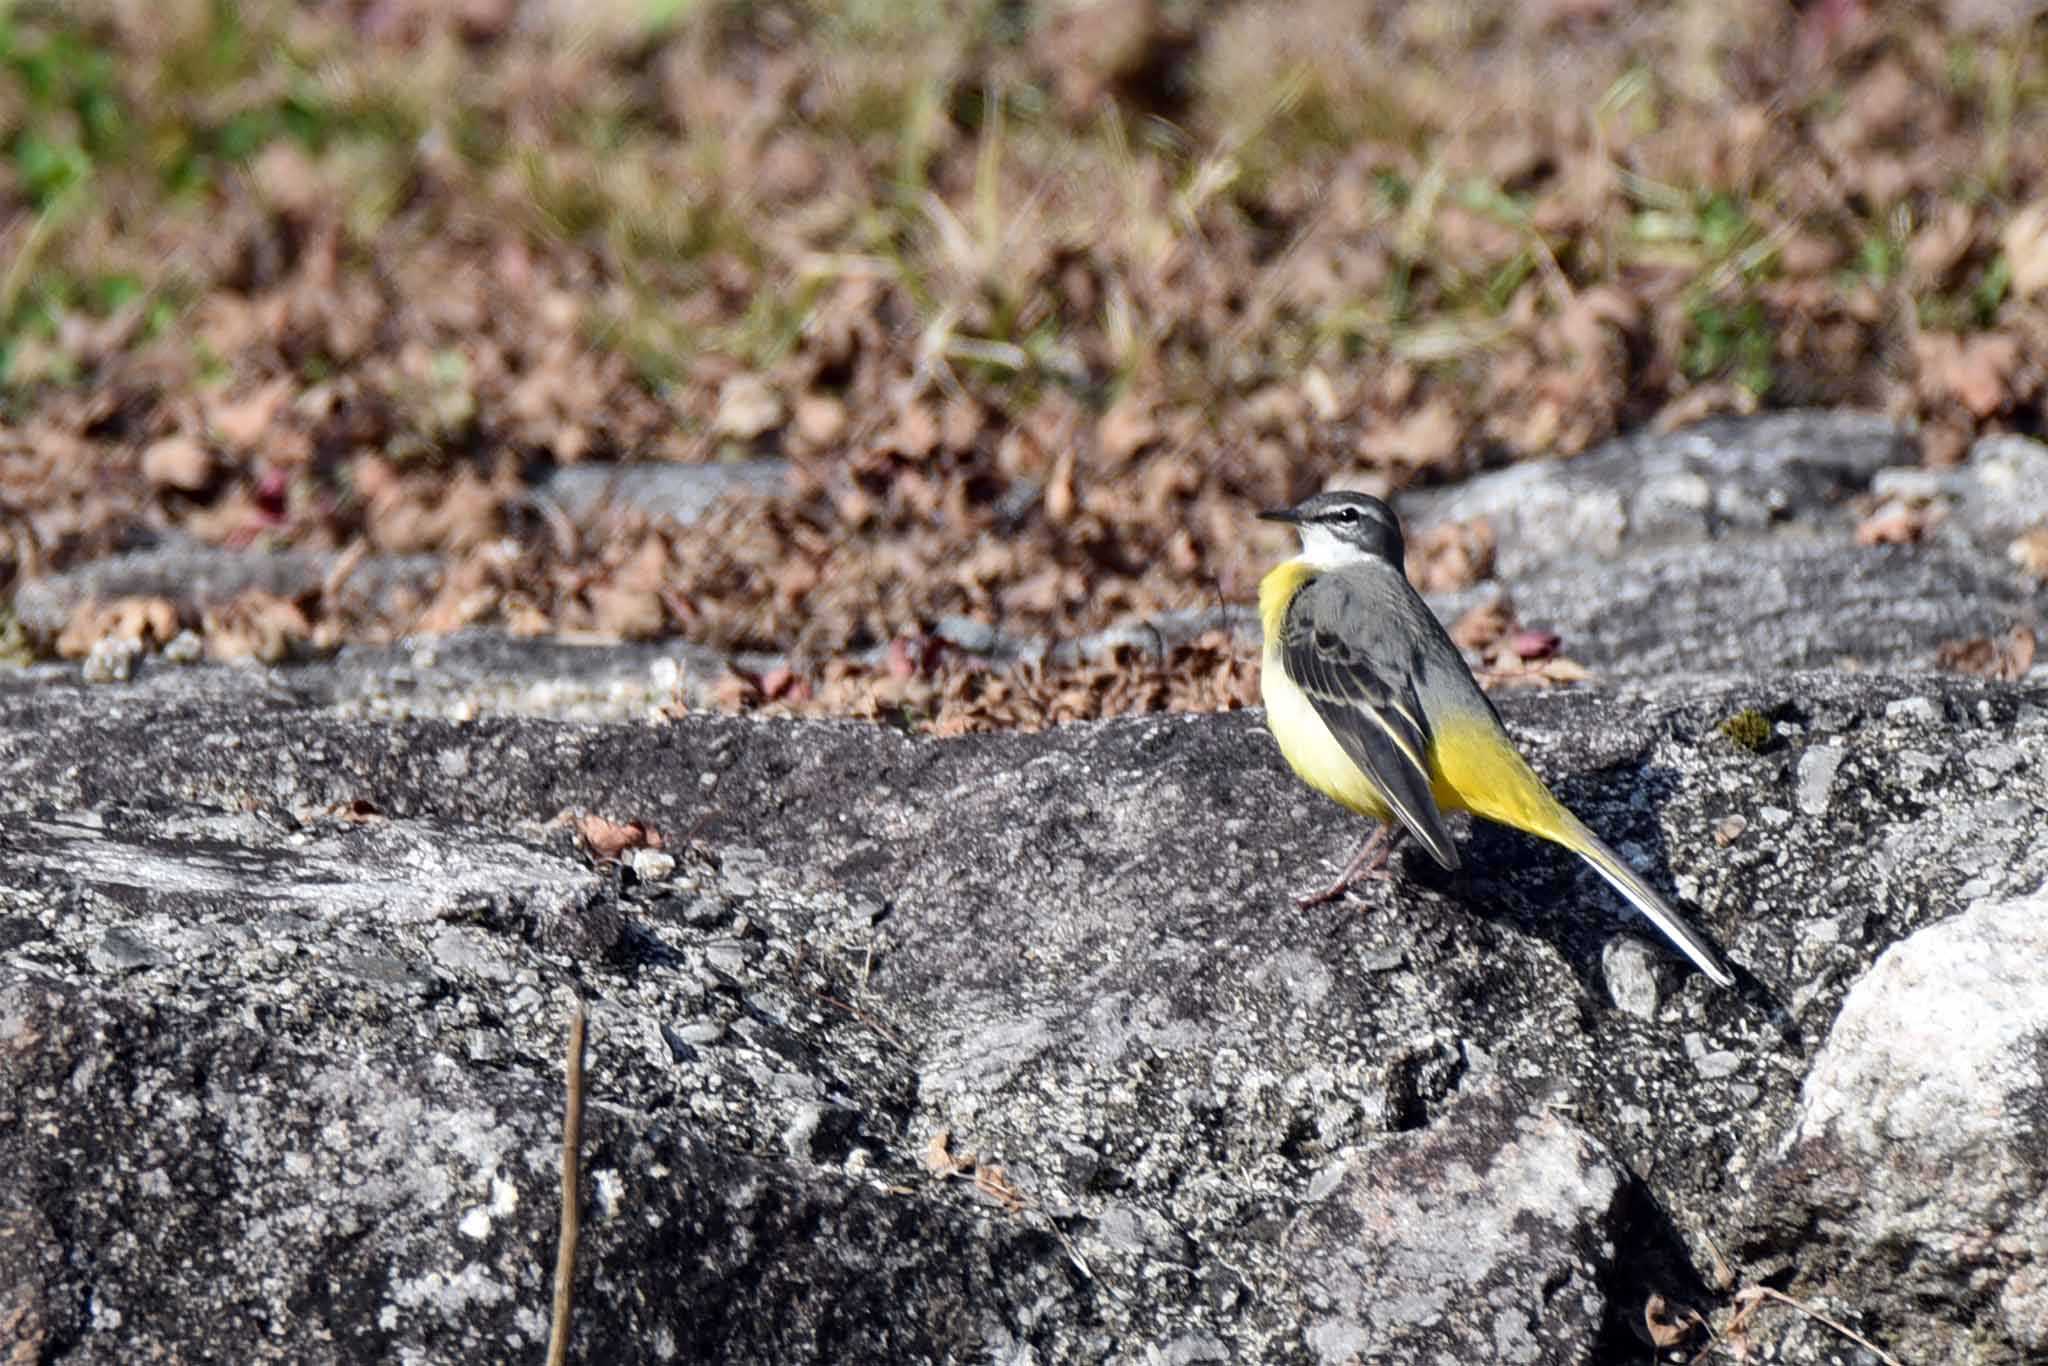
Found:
1296,824 -> 1403,908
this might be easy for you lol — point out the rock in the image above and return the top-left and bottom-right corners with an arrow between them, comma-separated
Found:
0,661 -> 2043,1360
1397,411 -> 2037,679
1794,744 -> 1846,816
1457,537 -> 2034,678
1399,409 -> 1913,578
1953,433 -> 2048,544
539,459 -> 788,527
80,634 -> 143,683
1285,1082 -> 1626,1363
12,540 -> 441,639
1601,937 -> 1665,1019
1742,887 -> 2048,1364
795,411 -> 2038,683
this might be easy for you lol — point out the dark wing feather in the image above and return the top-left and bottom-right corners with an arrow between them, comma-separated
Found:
1281,576 -> 1460,869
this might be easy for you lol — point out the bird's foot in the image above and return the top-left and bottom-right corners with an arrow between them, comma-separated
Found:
1293,826 -> 1399,907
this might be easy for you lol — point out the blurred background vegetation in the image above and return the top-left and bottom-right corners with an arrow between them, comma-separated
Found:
1,0 -> 2044,719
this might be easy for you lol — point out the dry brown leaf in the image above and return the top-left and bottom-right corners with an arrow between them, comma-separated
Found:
792,393 -> 848,448
203,590 -> 310,663
886,402 -> 941,460
1936,625 -> 2036,681
1652,382 -> 1759,433
1037,0 -> 1170,116
1643,1293 -> 1699,1350
1538,657 -> 1592,684
1854,498 -> 1942,546
714,670 -> 761,710
2007,528 -> 2048,577
334,797 -> 386,824
758,665 -> 810,702
1361,399 -> 1463,471
1907,202 -> 1977,288
1096,397 -> 1159,465
713,374 -> 784,439
1778,231 -> 1844,276
922,1129 -> 975,1176
207,379 -> 294,450
941,395 -> 984,452
55,596 -> 182,658
1407,518 -> 1497,593
1300,367 -> 1342,422
1044,444 -> 1078,523
972,1163 -> 1027,1212
579,814 -> 653,859
1915,331 -> 2020,418
1450,596 -> 1516,652
2002,200 -> 2048,299
141,435 -> 214,492
585,586 -> 665,639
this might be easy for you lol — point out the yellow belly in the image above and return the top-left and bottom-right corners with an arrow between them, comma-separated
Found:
1261,650 -> 1395,821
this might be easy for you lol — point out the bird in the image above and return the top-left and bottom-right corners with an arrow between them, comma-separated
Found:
1256,490 -> 1736,987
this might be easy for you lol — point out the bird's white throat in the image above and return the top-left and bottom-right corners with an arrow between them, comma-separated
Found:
1294,522 -> 1381,571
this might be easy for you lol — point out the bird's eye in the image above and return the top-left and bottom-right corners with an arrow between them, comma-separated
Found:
1336,507 -> 1358,522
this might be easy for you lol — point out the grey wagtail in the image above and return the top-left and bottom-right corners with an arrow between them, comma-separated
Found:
1257,491 -> 1736,987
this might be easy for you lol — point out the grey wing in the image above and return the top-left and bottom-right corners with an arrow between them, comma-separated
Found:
1281,575 -> 1460,870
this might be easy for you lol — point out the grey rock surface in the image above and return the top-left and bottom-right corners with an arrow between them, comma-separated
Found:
0,658 -> 2046,1361
10,540 -> 445,636
1400,410 -> 1917,577
1285,1083 -> 1627,1364
538,458 -> 790,525
1409,414 -> 2046,680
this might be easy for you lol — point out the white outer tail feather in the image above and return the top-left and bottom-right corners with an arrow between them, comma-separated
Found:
1567,825 -> 1737,987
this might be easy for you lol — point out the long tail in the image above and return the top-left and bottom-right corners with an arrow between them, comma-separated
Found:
1557,819 -> 1736,987
1432,717 -> 1737,986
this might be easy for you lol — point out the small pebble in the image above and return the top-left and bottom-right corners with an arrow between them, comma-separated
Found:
703,942 -> 751,974
1796,745 -> 1846,817
1895,750 -> 1944,789
1966,744 -> 2026,776
935,615 -> 999,655
1603,938 -> 1664,1020
1884,696 -> 1940,726
629,847 -> 677,881
81,636 -> 142,684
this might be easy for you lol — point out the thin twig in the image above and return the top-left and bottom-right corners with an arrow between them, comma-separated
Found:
1727,1286 -> 1903,1366
814,988 -> 908,1052
546,999 -> 588,1366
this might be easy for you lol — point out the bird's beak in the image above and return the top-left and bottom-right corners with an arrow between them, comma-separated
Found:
1257,508 -> 1300,525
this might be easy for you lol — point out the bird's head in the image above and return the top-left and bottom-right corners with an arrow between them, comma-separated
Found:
1258,492 -> 1405,569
